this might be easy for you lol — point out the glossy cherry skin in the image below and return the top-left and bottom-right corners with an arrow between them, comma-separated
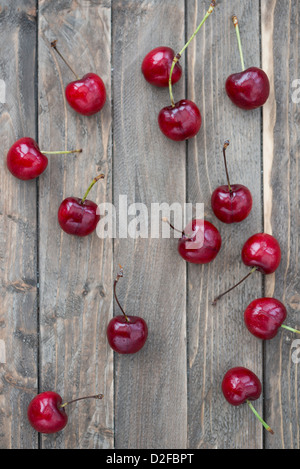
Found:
226,67 -> 270,110
158,99 -> 202,141
107,315 -> 148,354
65,73 -> 106,116
222,367 -> 262,406
244,297 -> 287,340
7,137 -> 48,180
58,197 -> 100,236
27,391 -> 68,434
241,233 -> 281,274
141,46 -> 182,87
211,184 -> 253,224
178,219 -> 222,264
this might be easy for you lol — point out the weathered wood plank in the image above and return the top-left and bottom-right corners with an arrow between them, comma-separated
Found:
186,0 -> 263,448
262,0 -> 300,449
112,0 -> 187,449
38,0 -> 113,449
0,1 -> 38,449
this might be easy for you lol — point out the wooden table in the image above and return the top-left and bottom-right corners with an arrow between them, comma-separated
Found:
1,0 -> 299,449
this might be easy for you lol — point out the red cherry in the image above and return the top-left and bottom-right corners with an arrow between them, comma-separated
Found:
226,16 -> 269,110
58,174 -> 104,237
141,46 -> 182,87
164,218 -> 222,264
226,67 -> 270,110
241,233 -> 281,275
51,41 -> 106,116
6,137 -> 82,181
107,266 -> 148,354
27,391 -> 103,434
158,99 -> 202,141
213,233 -> 281,304
244,297 -> 300,340
211,140 -> 252,223
222,367 -> 274,434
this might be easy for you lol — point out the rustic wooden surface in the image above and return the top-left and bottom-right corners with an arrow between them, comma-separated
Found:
0,0 -> 299,449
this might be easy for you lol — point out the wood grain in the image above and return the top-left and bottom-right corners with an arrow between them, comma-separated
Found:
186,0 -> 264,448
112,0 -> 187,449
37,0 -> 113,449
262,0 -> 300,449
0,1 -> 38,449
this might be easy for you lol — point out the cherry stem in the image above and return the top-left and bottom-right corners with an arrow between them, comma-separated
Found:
246,400 -> 274,434
232,15 -> 245,72
281,324 -> 300,335
222,140 -> 232,192
51,40 -> 79,80
81,174 -> 105,204
60,393 -> 104,409
114,265 -> 130,323
162,217 -> 185,237
212,266 -> 257,305
40,149 -> 82,155
169,1 -> 217,107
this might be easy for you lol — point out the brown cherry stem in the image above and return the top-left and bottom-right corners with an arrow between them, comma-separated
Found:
114,265 -> 129,323
222,140 -> 232,193
81,174 -> 105,205
162,217 -> 194,240
60,393 -> 104,408
212,266 -> 257,305
51,40 -> 79,80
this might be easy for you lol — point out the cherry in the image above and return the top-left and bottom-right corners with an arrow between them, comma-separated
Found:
27,391 -> 104,434
244,297 -> 300,340
213,233 -> 281,304
6,137 -> 82,181
58,173 -> 105,236
51,41 -> 106,116
222,367 -> 274,434
158,1 -> 216,141
225,16 -> 270,110
211,140 -> 252,223
163,218 -> 222,264
107,266 -> 148,354
141,46 -> 182,87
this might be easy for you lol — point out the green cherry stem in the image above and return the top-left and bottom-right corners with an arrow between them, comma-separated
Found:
232,15 -> 245,72
169,1 -> 217,107
51,40 -> 79,80
281,324 -> 300,334
246,400 -> 274,434
40,149 -> 82,155
81,173 -> 105,204
222,140 -> 232,193
60,393 -> 104,409
212,267 -> 257,305
114,265 -> 130,323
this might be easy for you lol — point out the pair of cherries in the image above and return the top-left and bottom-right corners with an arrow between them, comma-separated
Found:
142,6 -> 270,142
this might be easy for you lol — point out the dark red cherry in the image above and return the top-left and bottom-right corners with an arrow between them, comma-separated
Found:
211,140 -> 252,223
222,367 -> 274,434
57,174 -> 104,237
141,46 -> 182,87
226,67 -> 270,110
7,137 -> 48,180
158,99 -> 201,141
226,16 -> 270,110
51,41 -> 106,116
244,297 -> 287,340
6,137 -> 81,181
27,391 -> 104,434
107,266 -> 148,354
241,233 -> 281,275
170,219 -> 222,264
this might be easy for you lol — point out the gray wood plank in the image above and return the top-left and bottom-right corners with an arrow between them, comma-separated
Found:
38,0 -> 113,449
0,1 -> 38,449
262,0 -> 300,449
112,0 -> 187,449
186,0 -> 264,448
